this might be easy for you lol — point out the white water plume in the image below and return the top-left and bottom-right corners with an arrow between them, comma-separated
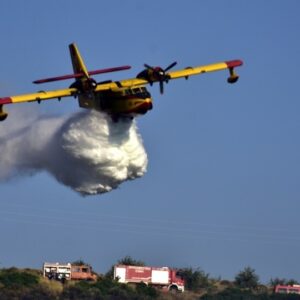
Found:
0,108 -> 148,195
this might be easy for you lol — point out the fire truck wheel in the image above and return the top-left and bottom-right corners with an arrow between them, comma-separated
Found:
169,285 -> 178,293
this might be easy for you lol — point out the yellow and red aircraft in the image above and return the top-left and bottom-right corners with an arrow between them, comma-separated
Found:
0,43 -> 243,122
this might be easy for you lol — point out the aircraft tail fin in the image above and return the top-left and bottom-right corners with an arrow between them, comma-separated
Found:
69,43 -> 90,79
32,43 -> 131,86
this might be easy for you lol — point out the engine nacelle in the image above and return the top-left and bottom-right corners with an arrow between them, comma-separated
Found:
227,75 -> 239,84
227,67 -> 239,84
0,105 -> 8,121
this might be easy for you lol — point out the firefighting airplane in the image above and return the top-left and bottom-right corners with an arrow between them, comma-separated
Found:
0,43 -> 243,122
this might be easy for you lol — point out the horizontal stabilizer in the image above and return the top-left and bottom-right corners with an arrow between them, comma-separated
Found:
33,66 -> 131,84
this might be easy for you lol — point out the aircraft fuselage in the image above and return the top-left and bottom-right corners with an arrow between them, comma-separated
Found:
77,86 -> 153,120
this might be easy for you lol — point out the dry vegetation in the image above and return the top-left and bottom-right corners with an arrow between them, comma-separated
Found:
0,260 -> 298,300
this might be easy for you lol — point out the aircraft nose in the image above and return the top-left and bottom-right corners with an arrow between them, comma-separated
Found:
145,98 -> 153,110
137,99 -> 153,114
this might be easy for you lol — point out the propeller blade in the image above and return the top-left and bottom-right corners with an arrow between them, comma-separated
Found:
159,81 -> 164,94
144,64 -> 154,71
164,61 -> 177,72
143,62 -> 177,94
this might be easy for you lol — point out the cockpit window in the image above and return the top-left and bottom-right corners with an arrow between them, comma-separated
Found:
124,87 -> 150,98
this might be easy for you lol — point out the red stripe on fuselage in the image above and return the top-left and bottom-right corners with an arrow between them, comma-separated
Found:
125,100 -> 153,115
0,97 -> 13,104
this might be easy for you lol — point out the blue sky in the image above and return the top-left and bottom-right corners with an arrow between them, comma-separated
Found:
1,0 -> 300,283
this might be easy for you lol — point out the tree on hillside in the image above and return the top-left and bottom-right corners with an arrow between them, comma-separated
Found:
234,266 -> 259,289
105,256 -> 145,279
116,255 -> 145,267
269,277 -> 287,287
270,277 -> 299,288
176,267 -> 210,291
72,259 -> 92,266
286,279 -> 299,286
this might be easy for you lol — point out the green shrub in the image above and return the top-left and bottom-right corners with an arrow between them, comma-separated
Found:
234,267 -> 260,289
105,256 -> 145,280
0,268 -> 39,288
177,267 -> 210,291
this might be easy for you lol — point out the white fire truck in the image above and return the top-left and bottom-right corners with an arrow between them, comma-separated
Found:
114,264 -> 185,292
43,262 -> 97,282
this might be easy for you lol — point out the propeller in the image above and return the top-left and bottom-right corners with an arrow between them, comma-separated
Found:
144,61 -> 177,94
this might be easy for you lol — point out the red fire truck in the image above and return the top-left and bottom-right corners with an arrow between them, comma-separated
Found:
275,284 -> 300,295
114,265 -> 185,292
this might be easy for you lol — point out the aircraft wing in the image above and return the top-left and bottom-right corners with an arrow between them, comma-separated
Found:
0,60 -> 243,101
0,87 -> 77,105
0,59 -> 243,122
93,59 -> 243,91
167,60 -> 243,80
